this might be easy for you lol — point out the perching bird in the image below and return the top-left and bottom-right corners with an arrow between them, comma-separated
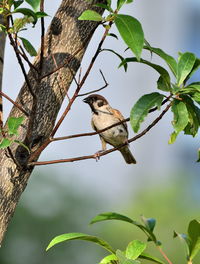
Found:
83,94 -> 136,164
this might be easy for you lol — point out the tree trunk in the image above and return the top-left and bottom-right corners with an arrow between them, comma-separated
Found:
0,0 -> 105,245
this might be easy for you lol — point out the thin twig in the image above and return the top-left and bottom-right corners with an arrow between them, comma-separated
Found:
0,91 -> 29,116
8,32 -> 36,98
39,0 -> 45,71
157,246 -> 173,264
78,69 -> 108,97
29,103 -> 171,166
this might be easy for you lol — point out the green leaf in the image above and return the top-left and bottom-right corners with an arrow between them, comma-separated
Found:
139,253 -> 165,264
13,8 -> 38,24
46,232 -> 115,253
0,138 -> 12,149
130,92 -> 164,133
188,220 -> 200,260
144,46 -> 177,77
13,0 -> 24,9
90,212 -> 135,225
25,0 -> 40,11
99,254 -> 118,264
117,0 -> 134,10
177,52 -> 196,86
90,212 -> 158,245
197,149 -> 200,162
35,11 -> 48,18
78,10 -> 103,21
7,116 -> 24,136
171,100 -> 189,134
14,140 -> 30,153
102,49 -> 127,71
168,131 -> 178,145
116,250 -> 140,264
181,95 -> 200,137
115,14 -> 144,61
173,231 -> 190,256
107,33 -> 118,39
119,57 -> 171,90
125,240 -> 146,260
141,216 -> 156,232
19,37 -> 37,56
185,58 -> 200,83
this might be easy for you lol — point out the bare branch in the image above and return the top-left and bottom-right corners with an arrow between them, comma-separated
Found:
0,91 -> 29,116
78,69 -> 108,97
29,103 -> 171,166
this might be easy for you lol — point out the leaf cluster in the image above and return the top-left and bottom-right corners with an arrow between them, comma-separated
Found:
46,212 -> 200,264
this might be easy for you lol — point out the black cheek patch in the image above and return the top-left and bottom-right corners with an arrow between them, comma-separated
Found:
97,101 -> 104,107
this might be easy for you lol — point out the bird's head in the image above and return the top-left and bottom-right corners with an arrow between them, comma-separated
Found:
83,94 -> 108,113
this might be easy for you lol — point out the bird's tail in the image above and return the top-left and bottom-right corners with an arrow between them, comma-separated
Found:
120,146 -> 137,164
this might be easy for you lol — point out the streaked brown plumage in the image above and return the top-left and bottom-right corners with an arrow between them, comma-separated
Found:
83,94 -> 136,164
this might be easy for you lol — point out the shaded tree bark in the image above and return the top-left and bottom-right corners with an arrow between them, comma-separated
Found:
0,0 -> 105,244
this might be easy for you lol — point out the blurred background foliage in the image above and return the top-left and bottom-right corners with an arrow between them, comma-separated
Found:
1,0 -> 200,263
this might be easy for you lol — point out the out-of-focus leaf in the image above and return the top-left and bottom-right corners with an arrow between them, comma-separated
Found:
141,216 -> 156,232
90,212 -> 134,225
125,240 -> 146,260
99,254 -> 118,264
139,253 -> 165,264
130,92 -> 164,133
188,220 -> 200,260
46,233 -> 115,253
115,14 -> 144,61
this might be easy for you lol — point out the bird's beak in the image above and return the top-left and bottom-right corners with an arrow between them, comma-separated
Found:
83,97 -> 89,104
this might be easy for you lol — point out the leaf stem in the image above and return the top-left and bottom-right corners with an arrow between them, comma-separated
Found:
157,246 -> 173,264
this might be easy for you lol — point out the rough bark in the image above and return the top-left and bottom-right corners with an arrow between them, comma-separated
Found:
0,0 -> 105,244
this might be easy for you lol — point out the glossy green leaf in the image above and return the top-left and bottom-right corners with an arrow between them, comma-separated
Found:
119,57 -> 171,90
25,0 -> 40,11
139,253 -> 165,264
188,220 -> 200,260
144,46 -> 177,76
125,240 -> 146,260
13,8 -> 37,24
78,10 -> 103,21
7,116 -> 24,135
19,37 -> 37,56
115,14 -> 144,61
99,254 -> 118,264
130,92 -> 164,133
0,138 -> 12,149
46,232 -> 115,253
177,52 -> 196,86
185,58 -> 200,83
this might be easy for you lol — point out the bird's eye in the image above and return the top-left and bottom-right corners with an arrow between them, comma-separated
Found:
97,101 -> 104,107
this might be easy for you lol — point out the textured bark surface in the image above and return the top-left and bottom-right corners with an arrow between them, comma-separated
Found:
0,0 -> 105,244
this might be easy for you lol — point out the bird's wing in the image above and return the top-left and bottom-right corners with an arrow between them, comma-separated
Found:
111,108 -> 128,132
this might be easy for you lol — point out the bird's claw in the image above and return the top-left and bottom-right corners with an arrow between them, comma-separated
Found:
94,150 -> 104,162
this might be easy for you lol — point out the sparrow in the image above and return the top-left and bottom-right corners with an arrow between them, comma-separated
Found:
83,94 -> 136,164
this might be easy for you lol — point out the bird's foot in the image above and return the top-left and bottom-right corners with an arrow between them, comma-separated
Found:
94,150 -> 104,162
